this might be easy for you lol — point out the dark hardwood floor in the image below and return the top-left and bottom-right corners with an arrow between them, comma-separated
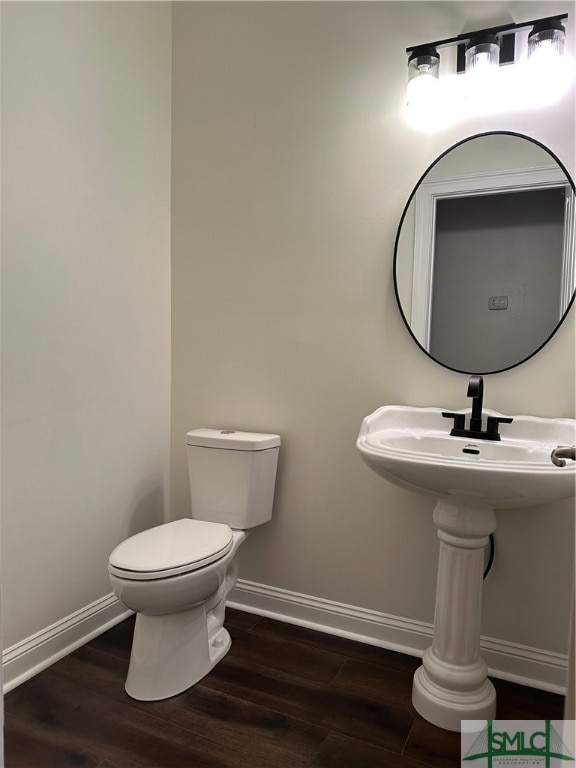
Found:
4,609 -> 564,767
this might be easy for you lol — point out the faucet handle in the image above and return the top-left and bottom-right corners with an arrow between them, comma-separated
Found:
442,412 -> 466,433
486,416 -> 513,440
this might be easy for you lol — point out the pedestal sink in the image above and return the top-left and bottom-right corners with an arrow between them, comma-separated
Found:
357,405 -> 576,731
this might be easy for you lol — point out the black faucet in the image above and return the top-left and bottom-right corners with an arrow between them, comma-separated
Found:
442,375 -> 513,441
467,375 -> 484,433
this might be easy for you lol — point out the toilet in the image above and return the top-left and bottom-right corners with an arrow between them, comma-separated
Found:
108,429 -> 280,701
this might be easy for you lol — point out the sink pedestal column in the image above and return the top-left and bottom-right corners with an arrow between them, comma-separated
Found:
412,499 -> 497,731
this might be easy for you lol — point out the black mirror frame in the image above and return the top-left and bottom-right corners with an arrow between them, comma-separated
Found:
393,130 -> 576,375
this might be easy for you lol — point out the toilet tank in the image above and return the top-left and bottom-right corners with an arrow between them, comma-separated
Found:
186,429 -> 280,529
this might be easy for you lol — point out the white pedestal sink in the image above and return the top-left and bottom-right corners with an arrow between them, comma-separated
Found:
357,405 -> 576,731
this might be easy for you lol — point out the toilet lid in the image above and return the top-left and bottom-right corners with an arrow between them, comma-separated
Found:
108,519 -> 234,580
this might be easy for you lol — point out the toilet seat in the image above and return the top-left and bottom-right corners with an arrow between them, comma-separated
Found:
108,519 -> 234,581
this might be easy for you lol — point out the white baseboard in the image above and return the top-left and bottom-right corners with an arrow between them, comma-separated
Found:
3,593 -> 132,693
3,581 -> 568,697
228,579 -> 569,695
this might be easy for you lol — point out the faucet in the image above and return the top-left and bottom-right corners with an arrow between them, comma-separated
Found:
467,375 -> 484,433
442,375 -> 513,441
551,446 -> 576,467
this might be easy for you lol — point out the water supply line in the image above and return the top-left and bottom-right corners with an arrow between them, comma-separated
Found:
483,534 -> 495,580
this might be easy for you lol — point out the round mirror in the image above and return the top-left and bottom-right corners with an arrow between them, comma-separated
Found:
394,132 -> 575,374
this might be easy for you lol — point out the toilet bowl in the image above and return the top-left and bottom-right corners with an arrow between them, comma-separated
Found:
108,429 -> 280,701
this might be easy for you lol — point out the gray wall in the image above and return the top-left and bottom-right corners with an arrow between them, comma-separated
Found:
171,0 -> 575,655
430,188 -> 565,371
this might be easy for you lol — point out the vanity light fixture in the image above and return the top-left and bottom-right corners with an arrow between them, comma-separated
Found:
404,14 -> 570,131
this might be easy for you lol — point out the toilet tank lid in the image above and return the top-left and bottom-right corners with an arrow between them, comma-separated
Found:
186,429 -> 280,451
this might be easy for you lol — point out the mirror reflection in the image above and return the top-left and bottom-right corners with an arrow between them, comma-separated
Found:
394,133 -> 575,374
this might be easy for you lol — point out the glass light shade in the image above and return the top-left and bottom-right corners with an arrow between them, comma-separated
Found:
464,35 -> 500,116
408,48 -> 440,82
524,20 -> 571,107
404,47 -> 445,131
405,74 -> 441,131
528,21 -> 565,60
466,36 -> 500,73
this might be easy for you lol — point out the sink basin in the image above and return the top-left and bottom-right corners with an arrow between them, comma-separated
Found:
357,405 -> 576,508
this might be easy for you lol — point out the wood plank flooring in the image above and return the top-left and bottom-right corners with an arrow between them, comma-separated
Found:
4,609 -> 565,767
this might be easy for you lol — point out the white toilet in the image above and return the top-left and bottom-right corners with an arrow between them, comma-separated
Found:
108,429 -> 280,701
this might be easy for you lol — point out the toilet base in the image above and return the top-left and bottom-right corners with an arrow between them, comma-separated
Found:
125,606 -> 231,701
